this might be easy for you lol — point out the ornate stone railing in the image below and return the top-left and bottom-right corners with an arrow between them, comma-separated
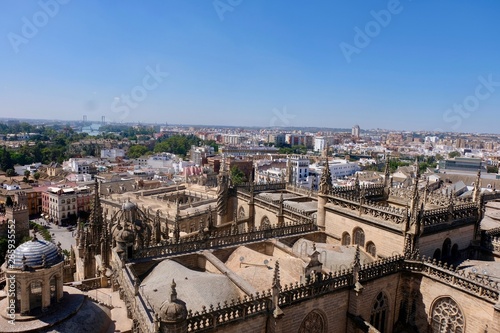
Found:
328,183 -> 384,197
186,270 -> 352,332
358,256 -> 404,282
403,257 -> 500,304
187,293 -> 270,332
236,182 -> 286,193
421,203 -> 478,227
285,184 -> 318,198
328,195 -> 406,224
278,271 -> 352,306
133,221 -> 317,260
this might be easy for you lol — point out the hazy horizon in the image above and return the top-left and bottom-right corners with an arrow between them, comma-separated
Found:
2,1 -> 499,133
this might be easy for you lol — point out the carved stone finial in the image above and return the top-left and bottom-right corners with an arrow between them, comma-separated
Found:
170,279 -> 177,302
353,245 -> 360,269
272,261 -> 281,289
22,255 -> 29,271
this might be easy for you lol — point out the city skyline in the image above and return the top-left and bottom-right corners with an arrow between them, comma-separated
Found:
1,1 -> 500,133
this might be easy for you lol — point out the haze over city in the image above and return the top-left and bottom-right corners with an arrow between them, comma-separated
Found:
2,1 -> 500,132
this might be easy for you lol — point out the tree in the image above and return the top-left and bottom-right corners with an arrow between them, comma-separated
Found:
0,146 -> 14,171
33,172 -> 41,181
6,169 -> 15,178
24,169 -> 30,179
487,165 -> 499,174
127,145 -> 150,158
230,166 -> 246,186
448,151 -> 461,159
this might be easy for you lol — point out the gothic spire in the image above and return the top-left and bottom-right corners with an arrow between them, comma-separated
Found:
473,169 -> 482,202
414,157 -> 420,179
384,155 -> 391,186
319,156 -> 332,195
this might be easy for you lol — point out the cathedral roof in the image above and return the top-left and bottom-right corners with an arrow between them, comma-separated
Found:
142,260 -> 244,313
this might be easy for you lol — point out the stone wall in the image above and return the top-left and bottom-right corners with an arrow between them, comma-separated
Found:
419,224 -> 475,258
416,274 -> 500,332
324,211 -> 405,257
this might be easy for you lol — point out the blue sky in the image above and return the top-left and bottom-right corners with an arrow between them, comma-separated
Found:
1,1 -> 499,133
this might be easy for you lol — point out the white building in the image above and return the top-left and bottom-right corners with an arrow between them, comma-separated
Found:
289,155 -> 310,186
308,159 -> 360,190
314,136 -> 335,152
101,149 -> 125,160
65,158 -> 99,174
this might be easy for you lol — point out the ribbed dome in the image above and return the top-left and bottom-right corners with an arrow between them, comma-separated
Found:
12,239 -> 62,269
122,200 -> 137,211
160,300 -> 187,323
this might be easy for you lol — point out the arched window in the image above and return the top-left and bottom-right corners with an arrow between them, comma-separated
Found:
238,206 -> 245,218
353,228 -> 365,247
298,310 -> 326,333
431,297 -> 464,333
30,280 -> 43,311
370,292 -> 388,332
341,232 -> 351,246
366,241 -> 376,257
50,276 -> 57,303
433,249 -> 441,261
442,238 -> 452,258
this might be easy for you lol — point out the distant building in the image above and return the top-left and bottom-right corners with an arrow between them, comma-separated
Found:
190,145 -> 215,167
352,125 -> 360,138
219,146 -> 279,157
289,155 -> 310,186
100,148 -> 125,160
41,185 -> 92,224
438,157 -> 482,172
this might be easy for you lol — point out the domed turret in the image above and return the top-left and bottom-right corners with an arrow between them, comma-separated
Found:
122,199 -> 137,211
159,280 -> 187,324
11,236 -> 62,269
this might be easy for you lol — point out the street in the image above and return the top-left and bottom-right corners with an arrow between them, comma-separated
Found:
32,218 -> 76,252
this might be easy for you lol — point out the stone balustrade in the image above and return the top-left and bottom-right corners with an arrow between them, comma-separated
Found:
133,220 -> 317,260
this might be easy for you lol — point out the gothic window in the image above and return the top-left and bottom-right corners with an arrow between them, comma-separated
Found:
261,216 -> 271,229
431,297 -> 464,333
370,292 -> 388,332
442,238 -> 452,258
238,206 -> 245,218
353,228 -> 365,247
366,241 -> 376,257
298,310 -> 326,333
341,232 -> 351,246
